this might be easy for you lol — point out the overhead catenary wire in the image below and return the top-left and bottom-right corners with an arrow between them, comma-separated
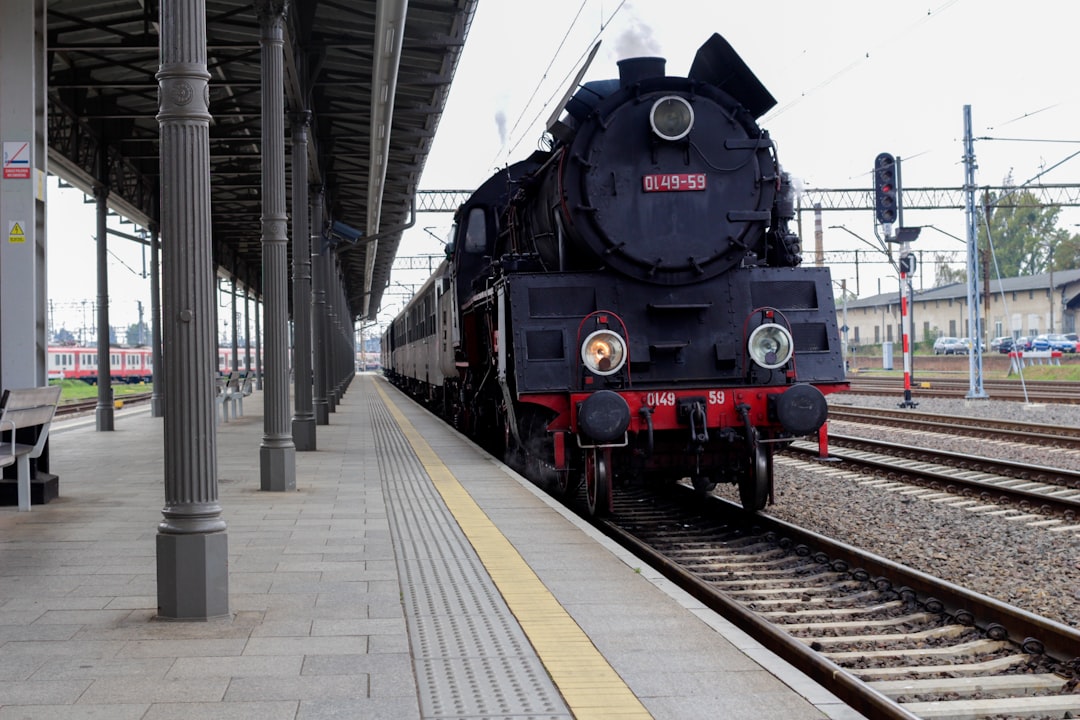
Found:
495,0 -> 628,166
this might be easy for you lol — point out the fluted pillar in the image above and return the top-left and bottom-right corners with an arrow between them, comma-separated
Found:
243,288 -> 251,373
311,188 -> 330,425
155,0 -> 228,619
149,224 -> 164,417
230,275 -> 239,373
257,0 -> 296,490
325,254 -> 338,412
291,112 -> 315,449
94,183 -> 114,431
254,289 -> 263,389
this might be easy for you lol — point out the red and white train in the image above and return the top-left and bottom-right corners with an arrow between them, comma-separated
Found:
48,345 -> 257,384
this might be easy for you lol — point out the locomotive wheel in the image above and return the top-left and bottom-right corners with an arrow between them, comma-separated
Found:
554,467 -> 576,496
585,448 -> 612,516
739,434 -> 771,512
503,416 -> 525,473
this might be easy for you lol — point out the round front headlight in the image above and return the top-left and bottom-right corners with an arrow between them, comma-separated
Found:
581,330 -> 627,376
747,323 -> 794,370
650,96 -> 694,141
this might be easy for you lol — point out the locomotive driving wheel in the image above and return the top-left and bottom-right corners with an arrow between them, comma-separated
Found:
585,447 -> 613,516
738,427 -> 771,512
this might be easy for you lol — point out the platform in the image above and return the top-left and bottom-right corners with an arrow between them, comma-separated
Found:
0,374 -> 863,719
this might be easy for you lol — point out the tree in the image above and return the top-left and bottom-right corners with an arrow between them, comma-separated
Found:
125,322 -> 149,346
932,253 -> 966,287
980,177 -> 1073,277
1050,229 -> 1080,271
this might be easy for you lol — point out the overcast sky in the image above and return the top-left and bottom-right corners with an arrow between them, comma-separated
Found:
48,0 -> 1080,333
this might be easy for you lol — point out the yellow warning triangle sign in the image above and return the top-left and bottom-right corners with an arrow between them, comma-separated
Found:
10,222 -> 24,236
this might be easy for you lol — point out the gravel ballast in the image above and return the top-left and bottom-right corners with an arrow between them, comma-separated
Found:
760,392 -> 1080,631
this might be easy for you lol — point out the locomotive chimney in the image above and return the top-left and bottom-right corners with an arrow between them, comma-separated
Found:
617,57 -> 666,88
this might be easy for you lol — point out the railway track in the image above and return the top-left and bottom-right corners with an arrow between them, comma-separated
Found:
844,377 -> 1080,404
829,405 -> 1080,451
787,434 -> 1080,520
599,486 -> 1080,720
56,392 -> 153,417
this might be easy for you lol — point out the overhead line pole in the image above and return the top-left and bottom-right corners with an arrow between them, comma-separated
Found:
963,105 -> 988,400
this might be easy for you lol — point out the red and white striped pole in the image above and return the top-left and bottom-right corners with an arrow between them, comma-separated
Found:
899,246 -> 917,408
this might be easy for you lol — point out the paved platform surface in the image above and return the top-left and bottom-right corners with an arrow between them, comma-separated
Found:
0,375 -> 864,719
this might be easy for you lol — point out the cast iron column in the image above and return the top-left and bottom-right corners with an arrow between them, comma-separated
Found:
155,0 -> 228,619
244,288 -> 251,373
94,183 -> 114,431
149,224 -> 164,417
311,187 -> 329,425
254,286 -> 263,390
291,112 -> 315,449
325,254 -> 338,412
230,275 -> 239,373
257,0 -> 296,490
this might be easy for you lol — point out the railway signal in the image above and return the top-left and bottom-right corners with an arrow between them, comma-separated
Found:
874,152 -> 898,226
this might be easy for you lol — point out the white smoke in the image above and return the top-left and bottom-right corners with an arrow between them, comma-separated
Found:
613,18 -> 661,60
494,109 -> 508,148
786,172 -> 807,195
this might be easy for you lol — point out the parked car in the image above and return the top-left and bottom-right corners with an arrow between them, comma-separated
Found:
1019,336 -> 1036,351
933,336 -> 964,355
1065,333 -> 1078,344
990,336 -> 1015,353
1045,333 -> 1077,352
960,337 -> 985,353
1031,334 -> 1051,351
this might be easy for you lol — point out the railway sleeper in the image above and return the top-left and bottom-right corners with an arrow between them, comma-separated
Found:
724,584 -> 870,599
851,654 -> 1038,681
871,672 -> 1068,698
780,612 -> 939,634
899,693 -> 1080,720
824,638 -> 1010,664
745,590 -> 887,608
759,600 -> 905,619
708,569 -> 842,587
798,624 -> 973,647
687,557 -> 822,571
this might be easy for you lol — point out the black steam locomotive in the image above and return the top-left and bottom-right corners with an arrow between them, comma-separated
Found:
383,34 -> 848,515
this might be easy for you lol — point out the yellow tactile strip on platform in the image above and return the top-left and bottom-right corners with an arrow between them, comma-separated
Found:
375,383 -> 652,720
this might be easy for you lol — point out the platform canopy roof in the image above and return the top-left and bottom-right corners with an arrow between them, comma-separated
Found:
45,0 -> 477,321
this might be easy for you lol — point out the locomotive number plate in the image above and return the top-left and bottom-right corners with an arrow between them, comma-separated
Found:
642,173 -> 707,192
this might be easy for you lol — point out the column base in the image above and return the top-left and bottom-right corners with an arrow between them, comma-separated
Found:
314,400 -> 330,425
156,531 -> 229,620
293,416 -> 316,451
260,443 -> 296,491
96,405 -> 114,431
151,396 -> 165,418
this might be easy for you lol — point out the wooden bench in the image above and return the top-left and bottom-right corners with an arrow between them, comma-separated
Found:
0,386 -> 62,511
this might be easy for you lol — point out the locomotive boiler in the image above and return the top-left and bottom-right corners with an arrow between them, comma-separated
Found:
383,33 -> 848,515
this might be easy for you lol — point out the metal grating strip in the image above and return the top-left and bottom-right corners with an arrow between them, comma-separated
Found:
366,382 -> 572,720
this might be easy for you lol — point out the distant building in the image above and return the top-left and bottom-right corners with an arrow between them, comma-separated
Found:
837,268 -> 1080,348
